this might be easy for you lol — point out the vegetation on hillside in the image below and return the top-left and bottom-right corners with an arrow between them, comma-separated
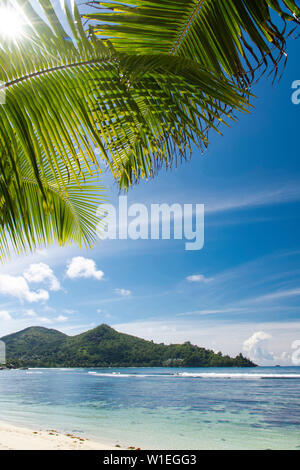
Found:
1,324 -> 256,368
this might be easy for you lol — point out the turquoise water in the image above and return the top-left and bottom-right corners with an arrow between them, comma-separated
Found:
0,367 -> 300,449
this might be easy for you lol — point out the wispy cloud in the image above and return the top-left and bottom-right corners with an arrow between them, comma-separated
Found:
252,288 -> 300,303
0,311 -> 12,321
56,315 -> 68,323
34,315 -> 68,325
177,308 -> 248,317
186,274 -> 213,283
62,309 -> 77,315
114,288 -> 131,297
24,309 -> 37,317
205,183 -> 300,214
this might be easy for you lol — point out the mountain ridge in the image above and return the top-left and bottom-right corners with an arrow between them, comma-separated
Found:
1,324 -> 256,368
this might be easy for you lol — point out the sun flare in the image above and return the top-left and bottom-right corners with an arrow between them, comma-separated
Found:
0,7 -> 24,40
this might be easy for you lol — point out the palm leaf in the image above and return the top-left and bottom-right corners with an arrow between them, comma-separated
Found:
0,0 -> 113,189
91,53 -> 250,187
0,144 -> 106,261
84,0 -> 300,86
0,0 -> 250,199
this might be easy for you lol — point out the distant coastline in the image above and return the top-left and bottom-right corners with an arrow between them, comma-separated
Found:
1,324 -> 256,369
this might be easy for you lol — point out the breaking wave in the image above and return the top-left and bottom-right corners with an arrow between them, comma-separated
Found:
175,372 -> 300,379
87,371 -> 300,379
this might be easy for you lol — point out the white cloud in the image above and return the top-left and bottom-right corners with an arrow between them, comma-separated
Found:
58,322 -> 96,335
43,306 -> 56,313
55,315 -> 68,323
243,331 -> 274,364
37,317 -> 53,324
114,288 -> 131,297
0,310 -> 12,321
186,274 -> 213,283
97,309 -> 113,320
66,257 -> 104,281
23,263 -> 60,291
24,309 -> 37,317
0,274 -> 49,303
243,331 -> 272,348
28,315 -> 67,325
291,340 -> 300,365
62,309 -> 77,315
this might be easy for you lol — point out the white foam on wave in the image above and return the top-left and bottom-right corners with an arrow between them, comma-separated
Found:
88,372 -> 133,378
175,372 -> 300,379
88,371 -> 167,378
87,371 -> 300,379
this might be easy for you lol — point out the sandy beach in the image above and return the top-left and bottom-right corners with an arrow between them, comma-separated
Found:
0,421 -> 124,450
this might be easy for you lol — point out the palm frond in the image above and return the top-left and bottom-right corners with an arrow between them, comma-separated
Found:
84,0 -> 300,86
1,0 -> 113,191
0,144 -> 106,261
0,0 -> 250,198
91,53 -> 251,187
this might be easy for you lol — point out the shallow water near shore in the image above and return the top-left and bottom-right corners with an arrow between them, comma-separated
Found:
0,367 -> 300,450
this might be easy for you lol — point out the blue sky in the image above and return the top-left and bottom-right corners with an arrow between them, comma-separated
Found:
1,2 -> 300,366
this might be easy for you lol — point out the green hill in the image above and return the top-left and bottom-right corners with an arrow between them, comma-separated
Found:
1,324 -> 256,368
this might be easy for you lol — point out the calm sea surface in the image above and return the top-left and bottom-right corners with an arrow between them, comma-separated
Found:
0,367 -> 300,449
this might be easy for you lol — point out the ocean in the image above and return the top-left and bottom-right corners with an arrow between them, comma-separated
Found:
0,367 -> 299,450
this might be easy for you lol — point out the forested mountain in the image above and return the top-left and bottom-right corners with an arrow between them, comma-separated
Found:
1,325 -> 256,368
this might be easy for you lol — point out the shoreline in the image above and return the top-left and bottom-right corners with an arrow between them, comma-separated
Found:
0,421 -> 127,450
